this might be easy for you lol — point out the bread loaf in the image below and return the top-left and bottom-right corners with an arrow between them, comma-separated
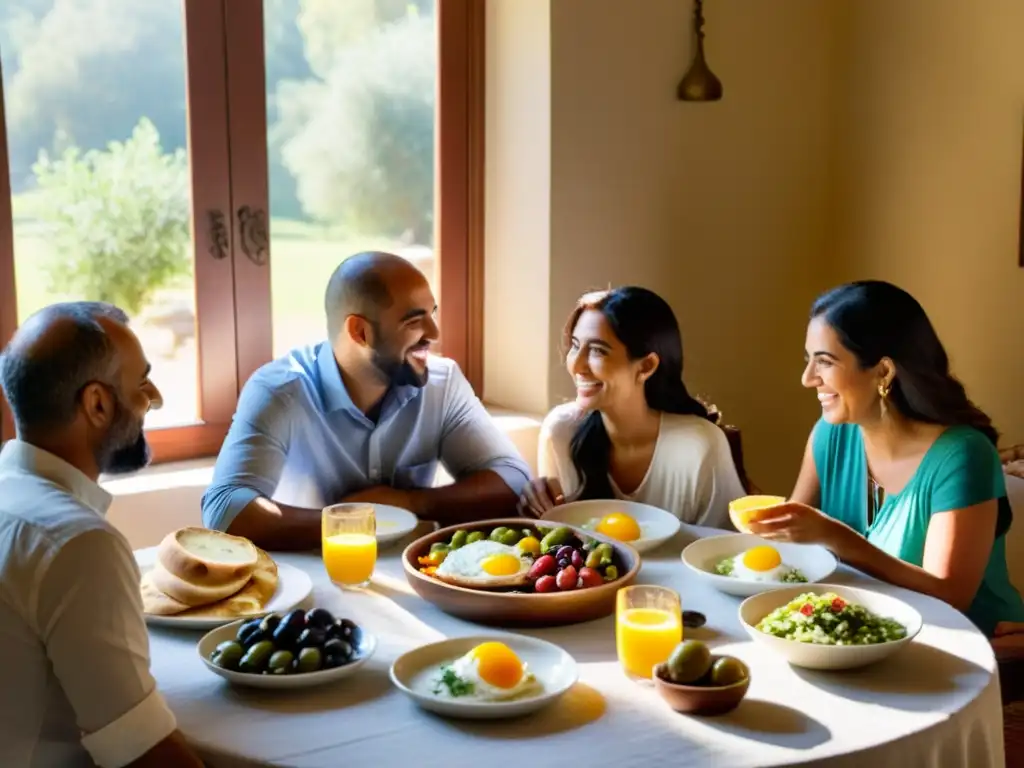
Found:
156,527 -> 258,586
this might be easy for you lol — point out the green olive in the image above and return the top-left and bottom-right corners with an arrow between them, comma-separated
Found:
499,528 -> 522,545
666,640 -> 712,685
296,646 -> 324,674
489,526 -> 510,542
709,656 -> 747,687
466,531 -> 485,544
238,640 -> 275,674
450,530 -> 469,549
268,650 -> 295,674
603,565 -> 619,581
585,549 -> 603,569
430,541 -> 450,554
211,640 -> 244,671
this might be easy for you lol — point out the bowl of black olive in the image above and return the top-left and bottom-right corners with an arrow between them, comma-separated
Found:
198,607 -> 377,689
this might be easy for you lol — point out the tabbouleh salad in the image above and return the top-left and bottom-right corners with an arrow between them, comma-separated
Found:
756,592 -> 907,645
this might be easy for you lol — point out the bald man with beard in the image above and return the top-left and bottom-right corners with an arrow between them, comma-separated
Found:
202,251 -> 531,550
0,302 -> 203,767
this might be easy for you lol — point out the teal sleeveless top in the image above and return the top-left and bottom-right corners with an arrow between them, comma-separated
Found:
813,419 -> 1024,636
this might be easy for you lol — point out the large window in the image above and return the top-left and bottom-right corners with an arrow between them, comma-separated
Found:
0,0 -> 483,462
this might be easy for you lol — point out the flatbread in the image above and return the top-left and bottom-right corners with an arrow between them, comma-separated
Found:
141,547 -> 279,619
141,569 -> 191,615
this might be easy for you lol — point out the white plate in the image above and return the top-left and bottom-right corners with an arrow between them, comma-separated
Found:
540,499 -> 680,554
197,618 -> 377,689
681,533 -> 838,597
374,504 -> 419,546
389,634 -> 578,719
738,583 -> 923,670
136,550 -> 313,630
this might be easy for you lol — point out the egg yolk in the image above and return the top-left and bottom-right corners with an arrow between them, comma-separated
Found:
742,545 -> 782,572
480,553 -> 522,576
595,512 -> 641,542
516,536 -> 541,556
470,642 -> 524,689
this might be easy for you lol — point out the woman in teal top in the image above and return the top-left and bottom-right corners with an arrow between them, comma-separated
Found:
748,280 -> 1024,638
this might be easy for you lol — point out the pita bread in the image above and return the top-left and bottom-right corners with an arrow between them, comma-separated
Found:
141,547 -> 279,619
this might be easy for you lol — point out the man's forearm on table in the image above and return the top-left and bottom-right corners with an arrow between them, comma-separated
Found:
225,497 -> 322,551
409,470 -> 520,525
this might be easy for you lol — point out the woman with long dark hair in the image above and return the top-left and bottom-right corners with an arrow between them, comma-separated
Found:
749,280 -> 1024,636
518,287 -> 745,527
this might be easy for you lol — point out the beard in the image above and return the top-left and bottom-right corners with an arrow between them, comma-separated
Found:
97,396 -> 151,475
370,336 -> 429,388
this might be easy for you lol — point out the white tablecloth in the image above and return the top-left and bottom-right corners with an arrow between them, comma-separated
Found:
146,523 -> 1005,768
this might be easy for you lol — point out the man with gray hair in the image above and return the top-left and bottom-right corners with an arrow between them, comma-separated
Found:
0,302 -> 202,767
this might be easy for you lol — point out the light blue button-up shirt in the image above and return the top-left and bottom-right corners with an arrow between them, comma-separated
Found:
202,343 -> 532,531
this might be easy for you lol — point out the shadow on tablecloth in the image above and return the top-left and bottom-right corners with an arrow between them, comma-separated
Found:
692,698 -> 832,749
790,642 -> 987,712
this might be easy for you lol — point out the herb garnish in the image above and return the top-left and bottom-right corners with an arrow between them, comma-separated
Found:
433,665 -> 474,697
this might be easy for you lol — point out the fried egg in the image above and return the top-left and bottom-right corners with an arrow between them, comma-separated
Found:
428,642 -> 543,702
730,545 -> 793,582
584,512 -> 648,542
433,540 -> 532,589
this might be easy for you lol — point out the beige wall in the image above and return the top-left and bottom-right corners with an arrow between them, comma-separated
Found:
485,0 -> 1024,492
832,0 -> 1024,447
486,0 -> 838,492
483,0 -> 553,416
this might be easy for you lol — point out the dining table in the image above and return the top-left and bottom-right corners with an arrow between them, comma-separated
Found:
145,521 -> 1006,768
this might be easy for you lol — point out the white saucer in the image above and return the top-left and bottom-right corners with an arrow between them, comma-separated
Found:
374,504 -> 419,546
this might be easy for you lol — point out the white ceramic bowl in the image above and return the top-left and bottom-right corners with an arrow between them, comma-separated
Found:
681,533 -> 838,597
374,504 -> 419,546
389,634 -> 578,719
197,618 -> 377,689
738,583 -> 923,670
541,499 -> 680,554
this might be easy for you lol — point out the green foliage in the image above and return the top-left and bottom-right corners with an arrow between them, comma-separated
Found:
31,117 -> 191,316
278,2 -> 436,243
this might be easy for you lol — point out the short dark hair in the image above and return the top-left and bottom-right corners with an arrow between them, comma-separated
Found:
324,252 -> 399,340
0,301 -> 128,435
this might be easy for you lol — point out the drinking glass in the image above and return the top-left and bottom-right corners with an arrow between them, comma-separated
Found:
322,503 -> 377,588
615,585 -> 683,681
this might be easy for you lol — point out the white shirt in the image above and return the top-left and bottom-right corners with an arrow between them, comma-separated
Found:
539,404 -> 746,528
0,440 -> 176,768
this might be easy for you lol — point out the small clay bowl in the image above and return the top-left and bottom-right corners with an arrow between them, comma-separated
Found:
652,659 -> 750,716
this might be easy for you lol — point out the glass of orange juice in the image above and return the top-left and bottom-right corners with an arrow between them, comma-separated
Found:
616,585 -> 683,681
322,503 -> 377,588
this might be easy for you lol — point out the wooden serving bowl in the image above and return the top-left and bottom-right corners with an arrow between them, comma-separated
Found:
401,518 -> 640,627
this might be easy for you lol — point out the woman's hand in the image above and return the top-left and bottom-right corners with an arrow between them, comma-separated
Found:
517,477 -> 565,518
746,501 -> 848,549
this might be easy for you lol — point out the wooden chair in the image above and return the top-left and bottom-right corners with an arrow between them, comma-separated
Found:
695,396 -> 756,494
999,444 -> 1024,708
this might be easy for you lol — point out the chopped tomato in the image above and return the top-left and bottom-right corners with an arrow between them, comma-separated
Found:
830,597 -> 846,612
799,603 -> 814,617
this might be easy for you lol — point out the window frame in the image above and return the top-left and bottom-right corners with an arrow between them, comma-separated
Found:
0,0 -> 485,461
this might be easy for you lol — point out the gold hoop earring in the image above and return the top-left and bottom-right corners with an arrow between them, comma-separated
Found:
878,382 -> 891,399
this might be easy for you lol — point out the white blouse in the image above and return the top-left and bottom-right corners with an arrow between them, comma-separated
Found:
538,403 -> 746,528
